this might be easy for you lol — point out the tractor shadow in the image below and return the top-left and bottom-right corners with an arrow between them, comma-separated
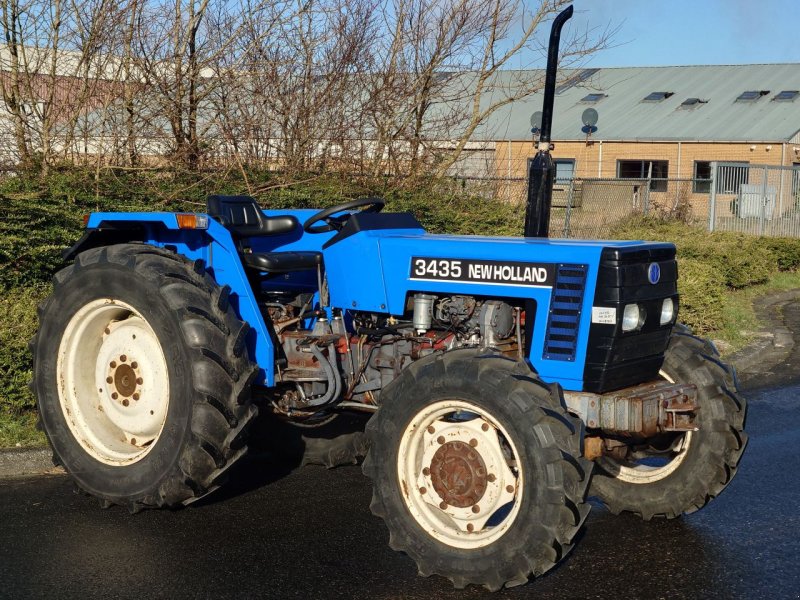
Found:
191,410 -> 371,508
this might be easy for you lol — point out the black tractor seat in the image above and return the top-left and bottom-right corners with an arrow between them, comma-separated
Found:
207,195 -> 321,273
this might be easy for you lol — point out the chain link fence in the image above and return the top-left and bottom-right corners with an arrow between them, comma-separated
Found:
461,163 -> 800,240
461,176 -> 708,239
710,162 -> 800,237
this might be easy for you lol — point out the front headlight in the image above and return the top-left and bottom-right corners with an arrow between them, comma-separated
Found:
660,297 -> 675,325
621,303 -> 643,332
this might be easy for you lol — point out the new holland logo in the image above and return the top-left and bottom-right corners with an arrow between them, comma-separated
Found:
409,257 -> 555,288
648,262 -> 661,284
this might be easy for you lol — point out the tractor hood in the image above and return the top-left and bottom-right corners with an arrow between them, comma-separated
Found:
319,227 -> 675,391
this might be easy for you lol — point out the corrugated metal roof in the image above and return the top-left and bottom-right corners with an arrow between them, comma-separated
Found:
465,64 -> 800,142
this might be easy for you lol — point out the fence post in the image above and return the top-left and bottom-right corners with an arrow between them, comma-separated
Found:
562,179 -> 574,237
760,164 -> 769,236
708,161 -> 718,232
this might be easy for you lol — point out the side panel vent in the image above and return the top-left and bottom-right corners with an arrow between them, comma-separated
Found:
543,264 -> 588,362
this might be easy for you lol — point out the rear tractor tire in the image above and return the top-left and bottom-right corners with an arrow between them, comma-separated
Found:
589,325 -> 748,520
363,349 -> 592,591
30,244 -> 258,511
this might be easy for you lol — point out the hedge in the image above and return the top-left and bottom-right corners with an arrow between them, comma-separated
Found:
1,172 -> 798,417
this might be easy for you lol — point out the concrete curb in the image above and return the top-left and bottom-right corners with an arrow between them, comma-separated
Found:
0,447 -> 62,480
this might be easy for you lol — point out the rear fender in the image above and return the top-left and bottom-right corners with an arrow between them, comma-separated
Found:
66,213 -> 276,385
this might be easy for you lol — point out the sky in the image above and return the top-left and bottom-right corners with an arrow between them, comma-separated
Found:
564,0 -> 799,68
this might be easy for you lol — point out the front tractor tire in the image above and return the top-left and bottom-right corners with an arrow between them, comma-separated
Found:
363,350 -> 592,591
589,325 -> 748,520
31,244 -> 258,511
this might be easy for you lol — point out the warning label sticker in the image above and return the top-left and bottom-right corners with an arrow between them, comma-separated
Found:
591,306 -> 617,324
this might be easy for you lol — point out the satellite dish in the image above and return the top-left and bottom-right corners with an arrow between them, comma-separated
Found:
581,108 -> 599,127
530,111 -> 543,133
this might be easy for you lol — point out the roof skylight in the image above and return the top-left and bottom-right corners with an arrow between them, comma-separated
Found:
773,90 -> 799,101
643,91 -> 674,102
679,97 -> 708,108
736,90 -> 770,102
581,93 -> 606,103
555,68 -> 600,94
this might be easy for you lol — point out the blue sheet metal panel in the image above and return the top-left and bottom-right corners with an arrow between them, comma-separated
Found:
85,212 -> 277,386
375,233 -> 604,390
322,232 -> 391,311
543,264 -> 588,362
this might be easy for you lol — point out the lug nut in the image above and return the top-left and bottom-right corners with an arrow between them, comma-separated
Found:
110,361 -> 116,368
111,392 -> 118,400
426,425 -> 435,434
104,327 -> 110,335
136,377 -> 143,385
122,399 -> 129,407
487,474 -> 496,482
481,423 -> 489,432
439,501 -> 447,509
131,362 -> 138,369
506,485 -> 514,493
120,355 -> 127,362
471,505 -> 480,514
467,523 -> 474,532
419,487 -> 427,495
422,467 -> 430,476
131,438 -> 137,445
437,436 -> 445,445
133,393 -> 140,401
469,438 -> 478,447
106,377 -> 113,384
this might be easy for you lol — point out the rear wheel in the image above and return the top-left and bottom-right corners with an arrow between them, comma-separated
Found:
589,325 -> 748,519
363,350 -> 591,590
31,244 -> 258,510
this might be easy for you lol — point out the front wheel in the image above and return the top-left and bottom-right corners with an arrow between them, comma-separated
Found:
31,244 -> 258,511
589,325 -> 748,519
363,350 -> 592,591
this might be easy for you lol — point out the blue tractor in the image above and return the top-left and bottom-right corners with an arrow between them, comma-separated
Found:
30,6 -> 746,591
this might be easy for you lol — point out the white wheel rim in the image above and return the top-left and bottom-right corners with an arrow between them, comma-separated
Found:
397,399 -> 523,549
597,370 -> 692,484
56,299 -> 170,466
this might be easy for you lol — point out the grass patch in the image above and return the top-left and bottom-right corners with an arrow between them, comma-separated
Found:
0,412 -> 47,448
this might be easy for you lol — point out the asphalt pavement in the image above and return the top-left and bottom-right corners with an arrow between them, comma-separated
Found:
3,302 -> 800,599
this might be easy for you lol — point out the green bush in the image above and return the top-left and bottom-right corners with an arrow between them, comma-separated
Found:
676,259 -> 726,334
753,237 -> 800,271
0,285 -> 47,413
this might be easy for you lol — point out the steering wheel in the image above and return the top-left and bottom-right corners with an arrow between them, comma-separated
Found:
303,197 -> 385,234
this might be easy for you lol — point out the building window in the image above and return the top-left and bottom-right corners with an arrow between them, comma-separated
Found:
617,160 -> 669,191
554,158 -> 576,182
694,161 -> 712,193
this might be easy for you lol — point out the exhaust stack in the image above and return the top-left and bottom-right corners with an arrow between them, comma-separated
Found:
524,5 -> 573,238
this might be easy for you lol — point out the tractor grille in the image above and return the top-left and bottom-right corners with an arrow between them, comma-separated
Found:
583,244 -> 678,393
543,264 -> 588,362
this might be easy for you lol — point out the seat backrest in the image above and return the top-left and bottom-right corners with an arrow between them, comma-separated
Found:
206,195 -> 299,238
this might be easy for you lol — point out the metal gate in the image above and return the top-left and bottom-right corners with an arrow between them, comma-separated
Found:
710,162 -> 800,237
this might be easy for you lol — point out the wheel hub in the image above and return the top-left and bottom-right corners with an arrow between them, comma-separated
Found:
112,362 -> 139,399
429,441 -> 487,508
